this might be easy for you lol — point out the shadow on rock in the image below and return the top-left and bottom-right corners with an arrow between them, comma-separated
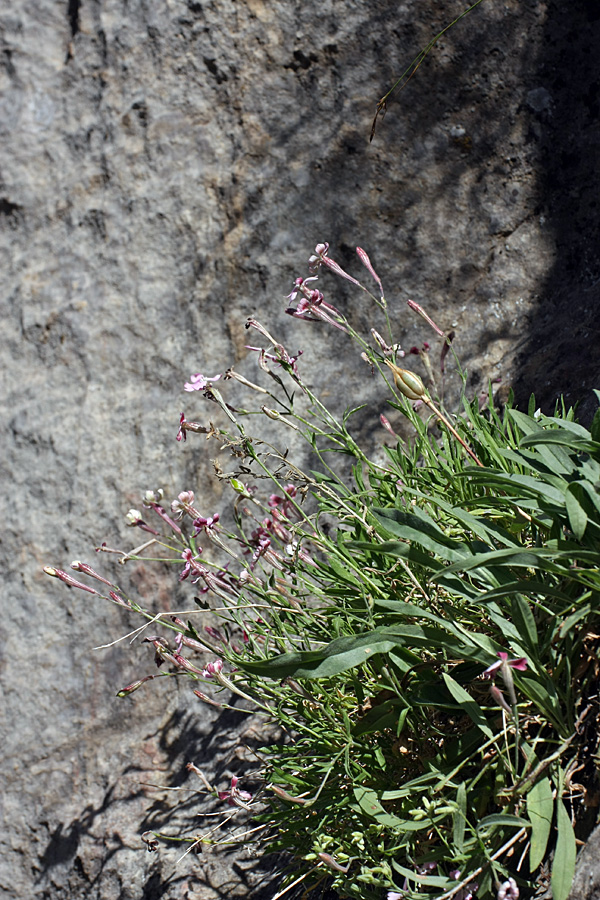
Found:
512,0 -> 600,420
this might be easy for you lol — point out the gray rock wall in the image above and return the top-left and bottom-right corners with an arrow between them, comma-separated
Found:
1,0 -> 599,897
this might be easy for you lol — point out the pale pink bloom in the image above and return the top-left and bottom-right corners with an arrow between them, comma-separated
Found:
171,491 -> 199,519
285,280 -> 348,332
184,372 -> 222,392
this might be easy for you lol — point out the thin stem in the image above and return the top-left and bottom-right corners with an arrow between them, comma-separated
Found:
423,396 -> 484,467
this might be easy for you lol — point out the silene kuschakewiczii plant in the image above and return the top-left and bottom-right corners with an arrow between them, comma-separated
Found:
46,242 -> 600,900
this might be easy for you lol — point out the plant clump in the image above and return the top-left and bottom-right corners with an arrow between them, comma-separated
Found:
46,244 -> 600,900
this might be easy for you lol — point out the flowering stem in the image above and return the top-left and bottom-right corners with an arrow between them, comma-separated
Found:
422,397 -> 484,467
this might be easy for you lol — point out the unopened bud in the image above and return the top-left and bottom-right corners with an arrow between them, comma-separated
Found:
406,299 -> 445,337
262,406 -> 280,420
117,675 -> 155,697
109,590 -> 130,608
269,784 -> 307,805
261,407 -> 299,430
143,489 -> 164,505
126,509 -> 143,525
43,566 -> 101,594
380,415 -> 398,438
71,561 -> 115,587
384,361 -> 426,400
230,479 -> 251,496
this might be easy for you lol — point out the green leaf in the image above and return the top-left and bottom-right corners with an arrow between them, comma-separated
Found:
477,813 -> 530,833
527,777 -> 553,870
352,697 -> 405,737
442,673 -> 494,740
372,507 -> 466,561
392,861 -> 453,888
521,431 -> 600,456
508,409 -> 542,437
551,800 -> 577,900
454,782 -> 467,852
348,539 -> 446,572
352,787 -> 436,830
238,624 -> 472,680
353,785 -> 385,818
591,406 -> 600,443
565,483 -> 588,540
510,594 -> 538,649
558,603 -> 592,638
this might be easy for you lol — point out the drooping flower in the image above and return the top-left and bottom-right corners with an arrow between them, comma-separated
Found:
179,547 -> 203,582
483,652 -> 528,678
285,278 -> 348,332
217,775 -> 253,808
308,242 -> 330,273
483,652 -> 528,711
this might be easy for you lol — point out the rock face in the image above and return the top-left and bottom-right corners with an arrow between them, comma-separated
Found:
1,1 -> 599,897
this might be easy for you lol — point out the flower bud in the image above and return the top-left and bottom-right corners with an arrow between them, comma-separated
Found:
43,566 -> 101,594
384,361 -> 426,400
230,479 -> 251,497
143,489 -> 163,505
117,676 -> 154,697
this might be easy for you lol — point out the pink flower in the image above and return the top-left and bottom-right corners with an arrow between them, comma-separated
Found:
179,547 -> 203,582
193,513 -> 220,535
218,775 -> 253,808
184,372 -> 222,392
201,658 -> 224,679
483,652 -> 528,678
285,278 -> 348,332
308,242 -> 330,273
286,275 -> 319,302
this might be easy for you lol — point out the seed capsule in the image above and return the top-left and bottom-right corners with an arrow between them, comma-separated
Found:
384,361 -> 426,400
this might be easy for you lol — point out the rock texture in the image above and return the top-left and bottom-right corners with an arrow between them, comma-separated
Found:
1,0 -> 599,897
